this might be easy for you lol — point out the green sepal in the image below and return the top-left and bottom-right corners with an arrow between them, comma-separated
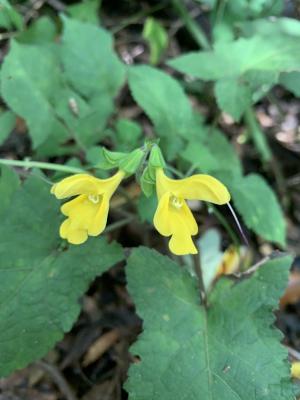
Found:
149,144 -> 165,169
140,166 -> 155,197
103,147 -> 127,165
92,147 -> 144,174
118,148 -> 144,175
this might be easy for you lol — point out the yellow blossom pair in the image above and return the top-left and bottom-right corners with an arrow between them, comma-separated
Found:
51,168 -> 230,255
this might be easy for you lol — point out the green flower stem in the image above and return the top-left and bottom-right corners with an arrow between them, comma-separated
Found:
165,165 -> 184,178
0,158 -> 85,174
104,216 -> 136,234
171,0 -> 210,50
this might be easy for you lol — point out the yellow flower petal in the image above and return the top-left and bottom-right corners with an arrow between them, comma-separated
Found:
52,171 -> 125,244
52,174 -> 99,199
291,362 -> 300,379
153,192 -> 172,236
59,218 -> 88,245
87,196 -> 110,236
169,214 -> 198,255
156,168 -> 230,205
51,171 -> 125,200
180,201 -> 198,235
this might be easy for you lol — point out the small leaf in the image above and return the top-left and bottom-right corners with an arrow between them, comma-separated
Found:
143,17 -> 168,65
61,16 -> 125,98
126,247 -> 294,400
0,174 -> 123,376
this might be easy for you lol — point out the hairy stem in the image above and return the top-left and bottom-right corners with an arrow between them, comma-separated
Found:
0,158 -> 85,174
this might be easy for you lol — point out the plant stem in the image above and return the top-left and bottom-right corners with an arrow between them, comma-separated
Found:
0,158 -> 85,174
165,165 -> 184,178
171,0 -> 210,50
192,253 -> 207,307
104,216 -> 136,234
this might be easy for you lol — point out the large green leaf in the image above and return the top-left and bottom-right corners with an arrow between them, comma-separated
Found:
169,35 -> 300,81
280,72 -> 300,97
215,78 -> 252,121
181,129 -> 243,177
126,247 -> 294,400
1,41 -> 61,147
0,110 -> 16,145
169,35 -> 297,120
128,65 -> 202,158
61,16 -> 125,98
0,174 -> 123,376
227,174 -> 286,246
0,165 -> 20,217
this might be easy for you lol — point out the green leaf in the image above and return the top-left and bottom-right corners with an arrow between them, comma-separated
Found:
68,0 -> 101,24
61,16 -> 125,98
53,87 -> 114,148
215,78 -> 252,121
115,118 -> 142,151
128,65 -> 200,159
225,0 -> 283,19
182,129 -> 243,177
227,174 -> 286,246
280,71 -> 300,97
0,165 -> 20,217
126,247 -> 294,400
0,110 -> 16,145
1,41 -> 61,148
137,194 -> 157,223
240,17 -> 300,38
17,16 -> 57,44
0,174 -> 123,376
143,17 -> 168,65
169,35 -> 300,80
0,0 -> 23,30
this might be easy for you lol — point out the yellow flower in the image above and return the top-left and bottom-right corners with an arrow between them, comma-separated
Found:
153,168 -> 230,256
51,171 -> 124,245
291,362 -> 300,379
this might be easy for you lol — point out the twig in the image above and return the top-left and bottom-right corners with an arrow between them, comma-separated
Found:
233,251 -> 287,278
36,361 -> 78,400
287,346 -> 300,361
